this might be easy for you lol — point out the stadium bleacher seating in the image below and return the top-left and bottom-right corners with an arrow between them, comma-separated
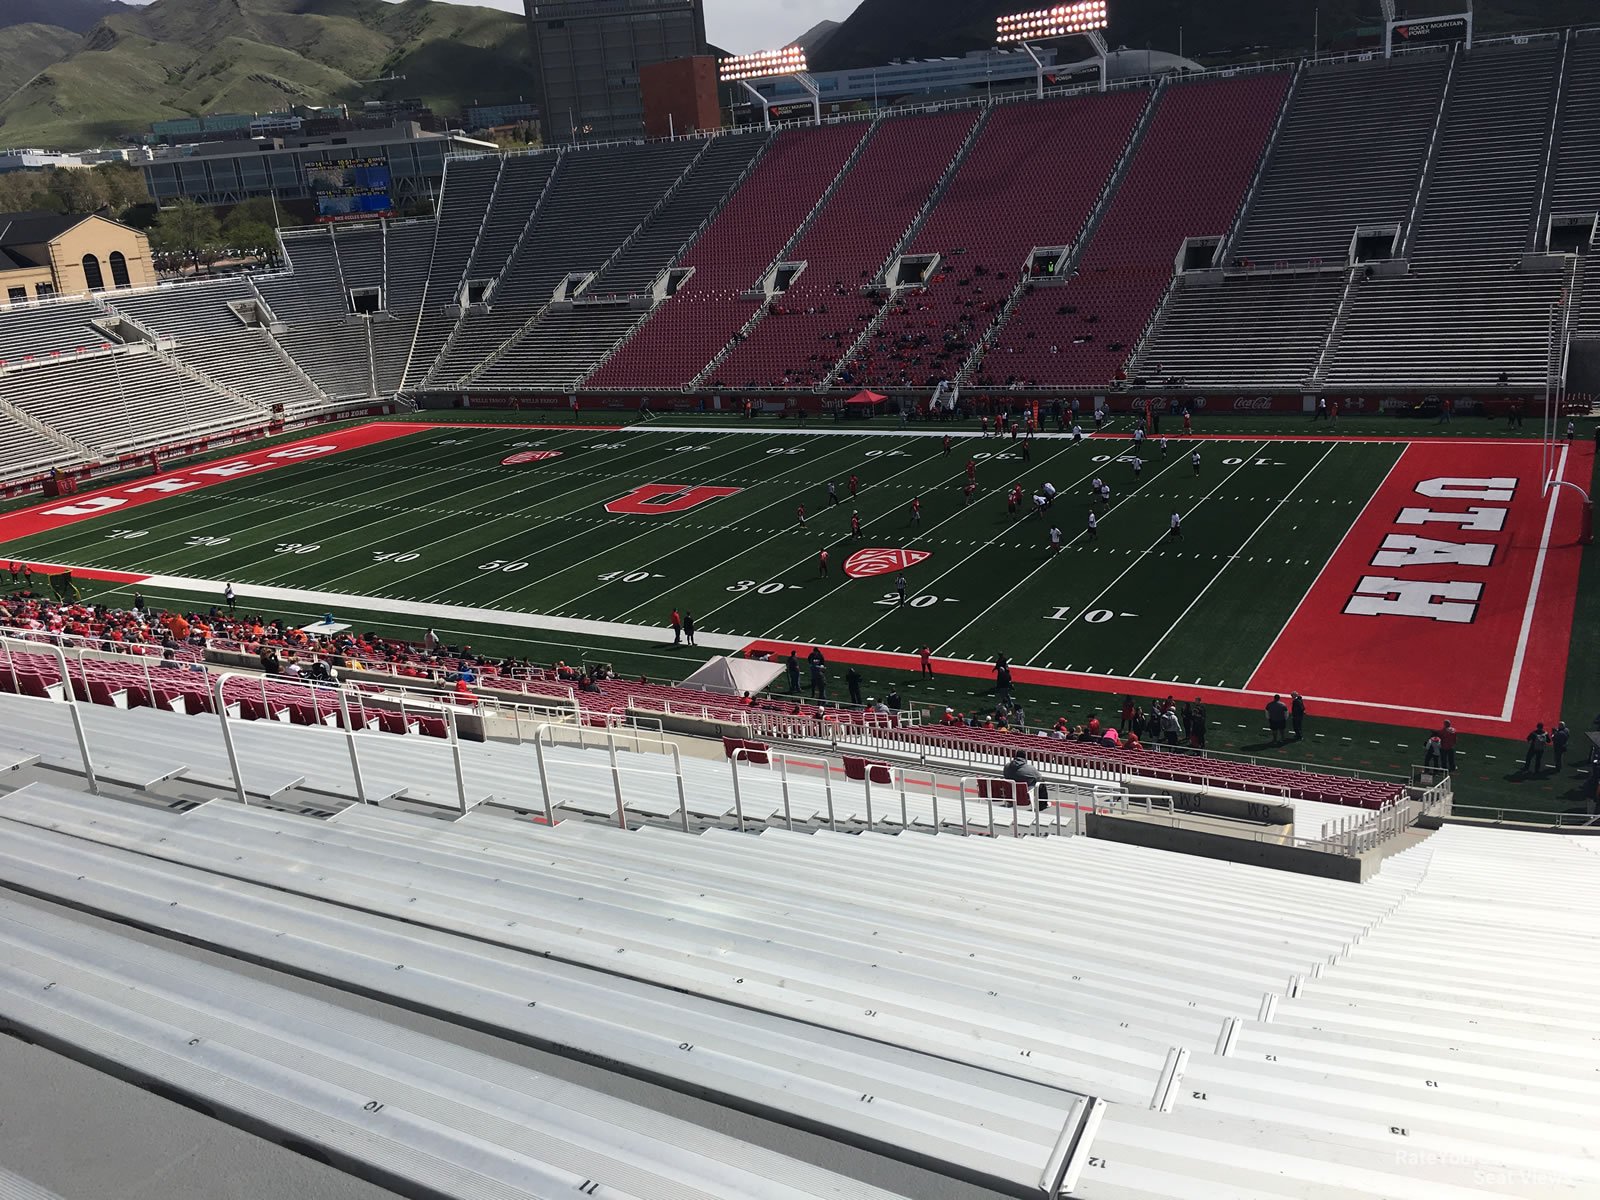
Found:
712,110 -> 980,390
977,72 -> 1291,390
474,134 -> 773,391
590,132 -> 770,299
0,748 -> 1592,1199
101,278 -> 329,416
1135,53 -> 1452,389
426,140 -> 703,388
369,218 -> 432,394
842,90 -> 1149,391
1325,38 -> 1568,389
0,298 -> 109,366
256,227 -> 375,398
0,410 -> 79,482
589,122 -> 871,390
1232,54 -> 1451,266
402,155 -> 499,391
1548,32 -> 1600,340
0,348 -> 262,457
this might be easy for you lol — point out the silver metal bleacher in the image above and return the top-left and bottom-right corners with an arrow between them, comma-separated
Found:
0,887 -> 912,1200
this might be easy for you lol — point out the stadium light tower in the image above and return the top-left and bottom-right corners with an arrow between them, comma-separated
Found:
719,46 -> 818,130
997,2 -> 1111,96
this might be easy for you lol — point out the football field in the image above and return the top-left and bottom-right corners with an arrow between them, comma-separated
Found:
0,419 -> 1587,737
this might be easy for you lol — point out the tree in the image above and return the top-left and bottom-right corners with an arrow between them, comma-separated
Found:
149,198 -> 222,272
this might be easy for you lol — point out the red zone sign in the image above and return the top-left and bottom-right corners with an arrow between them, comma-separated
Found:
844,548 -> 931,579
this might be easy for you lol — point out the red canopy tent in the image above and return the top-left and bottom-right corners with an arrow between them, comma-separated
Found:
845,390 -> 888,406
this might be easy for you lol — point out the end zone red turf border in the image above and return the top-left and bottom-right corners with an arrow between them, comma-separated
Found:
0,422 -> 624,544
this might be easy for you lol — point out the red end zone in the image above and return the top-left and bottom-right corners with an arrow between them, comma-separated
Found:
1248,440 -> 1589,735
0,423 -> 431,544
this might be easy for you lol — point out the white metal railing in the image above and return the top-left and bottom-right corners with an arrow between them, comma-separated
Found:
533,721 -> 687,830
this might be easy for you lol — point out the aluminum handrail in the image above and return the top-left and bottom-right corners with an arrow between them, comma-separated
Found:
0,633 -> 96,792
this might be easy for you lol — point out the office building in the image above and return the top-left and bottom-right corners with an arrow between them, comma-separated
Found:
525,0 -> 707,142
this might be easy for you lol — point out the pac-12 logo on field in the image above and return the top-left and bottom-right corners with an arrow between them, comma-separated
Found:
844,548 -> 931,579
502,450 -> 563,465
605,484 -> 743,515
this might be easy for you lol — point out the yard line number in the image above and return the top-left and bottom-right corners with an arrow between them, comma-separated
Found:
373,551 -> 421,564
727,580 -> 794,595
874,593 -> 955,609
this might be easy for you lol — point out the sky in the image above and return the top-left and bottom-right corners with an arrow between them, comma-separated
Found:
464,0 -> 862,53
125,0 -> 863,55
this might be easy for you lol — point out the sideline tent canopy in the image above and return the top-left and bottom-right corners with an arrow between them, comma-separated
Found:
679,655 -> 784,696
845,390 -> 888,406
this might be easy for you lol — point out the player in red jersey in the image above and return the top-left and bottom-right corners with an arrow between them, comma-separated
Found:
942,434 -> 952,456
965,457 -> 977,485
909,496 -> 922,525
919,645 -> 933,678
850,510 -> 862,539
818,547 -> 829,577
848,473 -> 859,498
797,504 -> 807,528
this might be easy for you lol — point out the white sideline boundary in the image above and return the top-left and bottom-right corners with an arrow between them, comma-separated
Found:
134,575 -> 751,651
1499,442 -> 1570,721
88,569 -> 1510,721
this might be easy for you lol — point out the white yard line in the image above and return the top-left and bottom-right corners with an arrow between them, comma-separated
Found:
1026,446 -> 1272,666
515,433 -> 884,617
611,437 -> 980,625
66,565 -> 1511,719
472,432 -> 793,608
929,450 -> 1195,656
1128,442 -> 1337,678
749,437 -> 1108,640
1241,444 -> 1411,688
1499,442 -> 1571,721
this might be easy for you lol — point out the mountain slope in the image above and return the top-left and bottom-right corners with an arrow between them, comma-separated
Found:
0,0 -> 533,150
0,0 -> 129,35
812,0 -> 1599,70
0,24 -> 87,111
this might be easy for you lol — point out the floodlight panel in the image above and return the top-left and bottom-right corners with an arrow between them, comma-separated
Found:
996,1 -> 1109,43
719,46 -> 809,83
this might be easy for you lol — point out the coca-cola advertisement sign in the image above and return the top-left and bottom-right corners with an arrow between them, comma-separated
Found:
1231,397 -> 1274,411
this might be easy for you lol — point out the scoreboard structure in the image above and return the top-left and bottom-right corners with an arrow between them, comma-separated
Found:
308,156 -> 394,221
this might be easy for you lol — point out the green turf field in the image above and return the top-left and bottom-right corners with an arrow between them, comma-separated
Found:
0,421 -> 1400,687
4,413 -> 1595,819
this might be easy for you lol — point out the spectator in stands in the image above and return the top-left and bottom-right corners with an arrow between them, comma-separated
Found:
1160,705 -> 1183,746
1002,751 -> 1046,802
1265,695 -> 1289,746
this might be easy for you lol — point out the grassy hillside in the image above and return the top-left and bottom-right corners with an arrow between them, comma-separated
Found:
0,25 -> 87,113
812,0 -> 1599,70
0,0 -> 533,150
